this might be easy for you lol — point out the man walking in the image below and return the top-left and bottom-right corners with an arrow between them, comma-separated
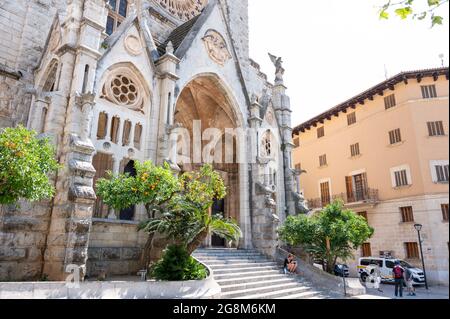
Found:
393,261 -> 405,298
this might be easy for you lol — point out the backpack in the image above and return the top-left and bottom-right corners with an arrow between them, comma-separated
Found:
393,266 -> 404,279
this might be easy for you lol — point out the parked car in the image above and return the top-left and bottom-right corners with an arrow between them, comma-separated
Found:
358,257 -> 425,285
334,264 -> 350,277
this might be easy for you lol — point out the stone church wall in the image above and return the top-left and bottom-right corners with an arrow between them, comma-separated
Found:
86,219 -> 147,278
0,0 -> 66,128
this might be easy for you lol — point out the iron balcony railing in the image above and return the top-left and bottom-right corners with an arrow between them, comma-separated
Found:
307,188 -> 379,210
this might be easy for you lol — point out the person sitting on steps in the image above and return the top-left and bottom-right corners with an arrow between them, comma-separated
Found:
284,254 -> 298,274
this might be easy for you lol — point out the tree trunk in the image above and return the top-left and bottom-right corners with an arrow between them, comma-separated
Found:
139,233 -> 154,270
187,229 -> 209,255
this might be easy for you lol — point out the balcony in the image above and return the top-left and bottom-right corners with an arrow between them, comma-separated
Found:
307,188 -> 380,210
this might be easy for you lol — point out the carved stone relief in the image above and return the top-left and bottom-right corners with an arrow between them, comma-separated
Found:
202,30 -> 232,66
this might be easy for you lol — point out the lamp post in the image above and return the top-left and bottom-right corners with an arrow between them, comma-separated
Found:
414,224 -> 429,290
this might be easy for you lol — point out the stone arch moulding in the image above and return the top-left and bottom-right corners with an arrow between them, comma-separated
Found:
174,72 -> 245,129
36,58 -> 60,93
97,62 -> 152,114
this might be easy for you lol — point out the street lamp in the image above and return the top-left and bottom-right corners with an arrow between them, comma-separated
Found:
414,224 -> 429,290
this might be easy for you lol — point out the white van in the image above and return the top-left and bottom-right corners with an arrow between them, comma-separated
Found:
358,257 -> 426,285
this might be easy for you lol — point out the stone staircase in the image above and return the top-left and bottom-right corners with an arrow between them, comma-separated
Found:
193,249 -> 333,299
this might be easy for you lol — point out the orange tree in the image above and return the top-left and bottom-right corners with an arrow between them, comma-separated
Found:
96,162 -> 241,268
0,125 -> 59,206
139,165 -> 241,256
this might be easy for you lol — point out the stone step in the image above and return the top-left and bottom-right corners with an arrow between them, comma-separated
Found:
212,266 -> 280,275
214,269 -> 282,280
194,258 -> 270,263
275,291 -> 321,299
194,253 -> 264,258
221,282 -> 304,299
215,274 -> 288,286
237,286 -> 315,300
194,255 -> 265,260
208,262 -> 279,270
219,278 -> 298,293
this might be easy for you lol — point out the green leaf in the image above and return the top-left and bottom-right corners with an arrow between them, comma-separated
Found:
416,11 -> 428,20
395,7 -> 413,19
432,15 -> 444,26
379,10 -> 390,20
428,0 -> 441,6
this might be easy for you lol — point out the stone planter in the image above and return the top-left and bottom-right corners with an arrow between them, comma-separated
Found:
0,258 -> 221,299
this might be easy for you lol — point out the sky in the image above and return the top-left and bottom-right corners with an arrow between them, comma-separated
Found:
248,0 -> 450,126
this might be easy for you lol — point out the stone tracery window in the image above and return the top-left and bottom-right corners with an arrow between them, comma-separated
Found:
261,132 -> 273,158
102,68 -> 145,113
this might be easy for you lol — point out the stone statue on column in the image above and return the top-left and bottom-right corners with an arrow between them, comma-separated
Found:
268,53 -> 285,85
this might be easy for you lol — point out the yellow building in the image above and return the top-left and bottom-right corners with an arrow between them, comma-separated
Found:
293,67 -> 449,285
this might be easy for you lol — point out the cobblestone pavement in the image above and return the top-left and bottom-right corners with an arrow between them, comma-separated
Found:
354,284 -> 449,299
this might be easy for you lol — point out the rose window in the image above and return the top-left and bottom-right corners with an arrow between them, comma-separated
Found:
102,69 -> 145,112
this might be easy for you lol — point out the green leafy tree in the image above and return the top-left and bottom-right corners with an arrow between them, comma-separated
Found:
0,125 -> 60,205
96,160 -> 180,267
97,162 -> 241,268
139,164 -> 242,256
151,244 -> 207,281
379,0 -> 449,27
279,200 -> 374,274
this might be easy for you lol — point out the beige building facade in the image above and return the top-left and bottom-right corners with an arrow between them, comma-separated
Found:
293,67 -> 449,285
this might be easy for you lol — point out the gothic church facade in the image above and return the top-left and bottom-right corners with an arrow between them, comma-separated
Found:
0,0 -> 304,280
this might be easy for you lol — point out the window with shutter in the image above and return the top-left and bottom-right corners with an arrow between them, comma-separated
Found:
405,242 -> 420,259
442,204 -> 449,222
319,154 -> 327,167
389,128 -> 402,145
362,243 -> 372,257
350,143 -> 360,157
435,165 -> 449,183
428,121 -> 445,137
347,112 -> 357,126
421,85 -> 437,99
317,127 -> 325,139
384,94 -> 397,109
320,182 -> 331,207
346,176 -> 354,203
394,170 -> 409,187
400,206 -> 414,223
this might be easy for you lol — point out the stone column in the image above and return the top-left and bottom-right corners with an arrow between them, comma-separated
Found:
155,42 -> 180,166
41,0 -> 107,281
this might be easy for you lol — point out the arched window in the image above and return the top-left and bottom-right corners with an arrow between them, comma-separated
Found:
134,123 -> 143,150
42,61 -> 59,92
97,112 -> 108,139
110,116 -> 120,144
106,0 -> 128,35
40,107 -> 48,134
82,64 -> 90,93
122,120 -> 132,146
